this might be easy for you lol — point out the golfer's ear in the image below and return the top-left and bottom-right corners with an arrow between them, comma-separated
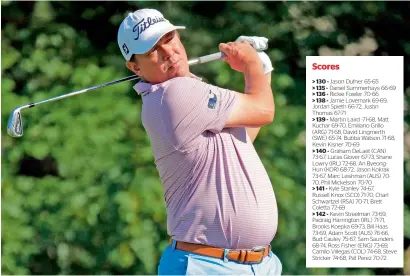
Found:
126,60 -> 141,75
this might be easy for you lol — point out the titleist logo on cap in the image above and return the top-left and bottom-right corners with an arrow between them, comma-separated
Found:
133,17 -> 166,40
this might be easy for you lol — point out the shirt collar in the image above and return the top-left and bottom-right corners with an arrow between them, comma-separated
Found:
133,73 -> 202,96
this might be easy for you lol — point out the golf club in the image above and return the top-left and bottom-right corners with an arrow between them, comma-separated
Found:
7,42 -> 267,138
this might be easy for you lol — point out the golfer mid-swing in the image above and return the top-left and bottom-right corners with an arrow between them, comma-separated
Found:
118,8 -> 282,275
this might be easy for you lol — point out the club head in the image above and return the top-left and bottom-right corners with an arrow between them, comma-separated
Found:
7,108 -> 23,137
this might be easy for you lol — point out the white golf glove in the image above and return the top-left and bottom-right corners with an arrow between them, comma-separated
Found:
235,36 -> 274,74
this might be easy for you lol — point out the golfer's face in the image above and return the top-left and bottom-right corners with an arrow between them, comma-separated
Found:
136,31 -> 189,83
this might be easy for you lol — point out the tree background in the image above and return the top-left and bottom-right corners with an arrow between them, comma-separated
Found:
2,1 -> 410,275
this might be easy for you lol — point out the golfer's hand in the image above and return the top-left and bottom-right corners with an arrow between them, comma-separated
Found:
257,52 -> 274,74
235,36 -> 273,74
219,41 -> 263,73
235,36 -> 268,52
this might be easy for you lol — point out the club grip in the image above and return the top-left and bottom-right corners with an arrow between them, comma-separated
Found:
198,52 -> 226,64
188,52 -> 227,66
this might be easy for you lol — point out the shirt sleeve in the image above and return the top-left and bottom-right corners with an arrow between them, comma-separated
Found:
160,77 -> 237,151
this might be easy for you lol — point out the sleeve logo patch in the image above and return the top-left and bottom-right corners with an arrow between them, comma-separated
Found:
208,91 -> 217,109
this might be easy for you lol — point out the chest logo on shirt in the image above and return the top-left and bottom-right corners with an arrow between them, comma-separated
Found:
208,91 -> 217,109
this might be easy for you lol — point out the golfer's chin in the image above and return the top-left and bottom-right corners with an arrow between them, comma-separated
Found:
166,65 -> 189,80
149,64 -> 189,83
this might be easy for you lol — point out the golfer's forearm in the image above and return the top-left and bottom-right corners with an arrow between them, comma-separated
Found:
243,62 -> 274,121
246,73 -> 272,142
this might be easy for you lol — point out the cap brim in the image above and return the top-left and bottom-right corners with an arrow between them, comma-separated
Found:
135,25 -> 186,56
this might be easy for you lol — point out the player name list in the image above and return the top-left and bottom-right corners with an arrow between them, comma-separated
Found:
306,56 -> 403,268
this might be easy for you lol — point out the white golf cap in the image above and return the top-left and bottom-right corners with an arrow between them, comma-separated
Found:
118,9 -> 185,60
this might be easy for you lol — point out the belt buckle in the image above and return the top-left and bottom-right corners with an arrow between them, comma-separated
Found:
239,246 -> 265,264
252,246 -> 265,252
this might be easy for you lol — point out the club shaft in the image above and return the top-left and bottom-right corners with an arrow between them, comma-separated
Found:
20,52 -> 226,111
22,75 -> 140,110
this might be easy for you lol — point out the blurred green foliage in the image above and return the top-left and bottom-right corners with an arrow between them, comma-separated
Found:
2,1 -> 409,275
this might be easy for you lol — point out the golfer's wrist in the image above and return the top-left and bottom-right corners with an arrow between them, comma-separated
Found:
244,59 -> 264,73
